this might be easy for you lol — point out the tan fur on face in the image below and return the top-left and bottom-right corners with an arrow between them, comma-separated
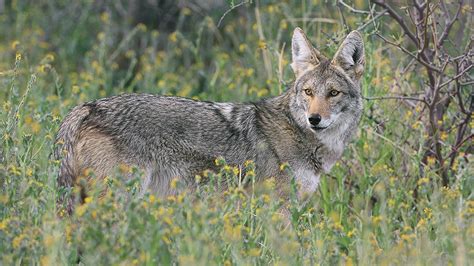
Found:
308,96 -> 330,119
75,129 -> 121,179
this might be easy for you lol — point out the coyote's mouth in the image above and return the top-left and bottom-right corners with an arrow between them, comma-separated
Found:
311,126 -> 328,130
311,120 -> 334,131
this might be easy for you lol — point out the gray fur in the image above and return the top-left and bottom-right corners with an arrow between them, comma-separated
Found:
55,28 -> 364,212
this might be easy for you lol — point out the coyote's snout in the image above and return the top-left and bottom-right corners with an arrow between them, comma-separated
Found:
55,28 -> 365,213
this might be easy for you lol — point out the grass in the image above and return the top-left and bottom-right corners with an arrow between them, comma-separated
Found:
0,1 -> 472,264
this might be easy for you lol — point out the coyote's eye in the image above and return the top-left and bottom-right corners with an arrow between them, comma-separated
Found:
329,90 -> 340,97
304,89 -> 313,96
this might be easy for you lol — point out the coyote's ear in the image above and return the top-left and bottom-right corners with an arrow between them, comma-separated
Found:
291,27 -> 322,78
332,31 -> 365,82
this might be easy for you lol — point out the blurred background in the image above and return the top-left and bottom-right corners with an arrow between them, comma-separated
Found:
1,0 -> 379,101
0,0 -> 472,264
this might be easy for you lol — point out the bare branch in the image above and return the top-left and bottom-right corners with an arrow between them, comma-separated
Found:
285,18 -> 338,24
371,0 -> 419,45
459,81 -> 474,86
356,9 -> 388,32
338,0 -> 371,14
413,0 -> 427,13
363,95 -> 429,105
455,76 -> 469,114
439,64 -> 473,89
438,0 -> 464,47
375,33 -> 441,72
446,134 -> 473,158
217,1 -> 249,28
412,0 -> 427,53
337,1 -> 350,33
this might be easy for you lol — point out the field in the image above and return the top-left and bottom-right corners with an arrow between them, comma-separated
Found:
0,1 -> 472,264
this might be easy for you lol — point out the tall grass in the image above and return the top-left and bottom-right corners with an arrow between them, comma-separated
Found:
0,1 -> 472,264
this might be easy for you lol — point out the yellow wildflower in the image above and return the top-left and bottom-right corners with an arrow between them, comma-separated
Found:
31,122 -> 41,134
363,142 -> 369,153
149,194 -> 156,203
137,23 -> 147,32
125,50 -> 135,58
182,7 -> 191,16
177,193 -> 185,204
388,199 -> 396,208
169,32 -> 178,43
11,40 -> 21,50
245,169 -> 255,178
440,131 -> 448,141
13,234 -> 26,249
233,167 -> 240,176
411,121 -> 420,129
100,12 -> 110,23
224,223 -> 242,241
170,178 -> 179,189
43,235 -> 55,247
262,194 -> 270,204
400,233 -> 416,243
45,53 -> 55,62
372,215 -> 383,225
83,196 -> 92,204
271,213 -> 282,223
118,163 -> 132,174
162,236 -> 171,244
248,248 -> 261,257
416,218 -> 426,229
417,177 -> 429,186
404,111 -> 412,120
194,175 -> 202,183
424,207 -> 433,219
72,85 -> 80,94
347,228 -> 357,238
279,162 -> 289,171
75,204 -> 87,217
171,226 -> 182,235
41,256 -> 51,266
97,32 -> 105,41
427,156 -> 436,166
0,219 -> 8,230
245,68 -> 254,77
163,217 -> 173,225
167,195 -> 176,202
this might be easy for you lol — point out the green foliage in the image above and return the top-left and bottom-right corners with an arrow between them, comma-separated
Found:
0,0 -> 472,264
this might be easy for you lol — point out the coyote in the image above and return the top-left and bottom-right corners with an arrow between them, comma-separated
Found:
55,28 -> 365,211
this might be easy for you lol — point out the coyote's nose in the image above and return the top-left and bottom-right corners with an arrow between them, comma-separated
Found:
308,114 -> 321,126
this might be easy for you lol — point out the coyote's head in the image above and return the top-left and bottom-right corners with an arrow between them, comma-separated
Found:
289,28 -> 364,138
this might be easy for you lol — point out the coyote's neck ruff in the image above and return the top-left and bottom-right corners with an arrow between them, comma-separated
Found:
56,28 -> 364,211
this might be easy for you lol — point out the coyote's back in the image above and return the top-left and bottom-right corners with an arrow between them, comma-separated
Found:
55,94 -> 267,210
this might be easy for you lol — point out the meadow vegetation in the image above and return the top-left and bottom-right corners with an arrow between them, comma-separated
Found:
0,0 -> 472,264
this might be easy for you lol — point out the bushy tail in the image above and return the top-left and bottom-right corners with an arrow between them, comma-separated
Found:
54,104 -> 91,214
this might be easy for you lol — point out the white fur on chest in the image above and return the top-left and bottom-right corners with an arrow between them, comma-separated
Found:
319,136 -> 344,173
294,168 -> 320,195
318,121 -> 350,173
